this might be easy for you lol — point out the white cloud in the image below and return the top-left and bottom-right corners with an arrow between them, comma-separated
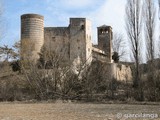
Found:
88,0 -> 127,42
44,0 -> 128,57
45,0 -> 127,34
45,0 -> 104,27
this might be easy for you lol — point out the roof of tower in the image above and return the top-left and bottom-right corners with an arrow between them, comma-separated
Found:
21,13 -> 44,19
97,24 -> 112,28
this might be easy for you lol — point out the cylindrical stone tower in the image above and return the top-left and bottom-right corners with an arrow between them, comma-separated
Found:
21,13 -> 44,62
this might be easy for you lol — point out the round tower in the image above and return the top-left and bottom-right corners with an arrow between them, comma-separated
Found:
21,13 -> 44,62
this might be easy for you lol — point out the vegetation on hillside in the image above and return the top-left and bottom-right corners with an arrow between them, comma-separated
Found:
0,0 -> 160,102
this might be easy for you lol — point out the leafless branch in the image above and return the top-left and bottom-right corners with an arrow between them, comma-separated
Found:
125,0 -> 143,88
112,33 -> 127,61
143,0 -> 156,61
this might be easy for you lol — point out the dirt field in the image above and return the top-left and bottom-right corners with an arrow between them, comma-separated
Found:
0,101 -> 159,120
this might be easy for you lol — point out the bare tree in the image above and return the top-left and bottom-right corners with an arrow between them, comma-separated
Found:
125,0 -> 143,88
112,33 -> 127,61
144,0 -> 156,61
21,45 -> 77,100
0,45 -> 15,61
143,0 -> 160,101
158,0 -> 160,55
0,41 -> 21,62
12,41 -> 20,60
21,44 -> 119,100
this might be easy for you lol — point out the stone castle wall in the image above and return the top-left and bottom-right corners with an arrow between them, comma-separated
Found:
21,14 -> 44,61
110,63 -> 132,81
43,18 -> 93,65
91,62 -> 132,81
44,27 -> 70,61
21,14 -> 110,64
20,13 -> 132,82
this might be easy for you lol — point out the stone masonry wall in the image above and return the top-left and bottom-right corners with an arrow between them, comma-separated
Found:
44,27 -> 70,62
69,18 -> 86,64
21,14 -> 44,61
97,26 -> 113,63
21,13 -> 132,82
116,64 -> 132,81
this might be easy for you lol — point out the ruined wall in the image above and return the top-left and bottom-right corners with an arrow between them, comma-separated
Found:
92,47 -> 107,62
44,27 -> 70,62
106,63 -> 132,81
21,14 -> 44,61
114,64 -> 132,81
89,61 -> 132,82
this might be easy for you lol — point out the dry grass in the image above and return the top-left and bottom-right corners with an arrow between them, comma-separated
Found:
0,102 -> 159,120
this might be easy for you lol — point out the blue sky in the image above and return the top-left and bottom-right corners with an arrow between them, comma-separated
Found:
0,0 -> 159,57
0,0 -> 127,47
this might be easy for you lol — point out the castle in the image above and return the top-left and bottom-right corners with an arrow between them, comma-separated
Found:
21,13 -> 132,81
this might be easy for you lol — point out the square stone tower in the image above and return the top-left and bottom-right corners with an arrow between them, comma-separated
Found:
97,25 -> 113,63
69,18 -> 92,65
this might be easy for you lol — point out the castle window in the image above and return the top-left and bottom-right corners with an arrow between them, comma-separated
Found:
105,29 -> 108,33
81,25 -> 85,30
100,29 -> 104,34
100,29 -> 109,34
88,48 -> 90,52
78,46 -> 80,49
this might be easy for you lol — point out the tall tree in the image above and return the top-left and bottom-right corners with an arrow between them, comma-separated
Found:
0,41 -> 20,61
144,0 -> 160,101
144,0 -> 156,61
12,41 -> 20,60
0,45 -> 15,61
125,0 -> 143,88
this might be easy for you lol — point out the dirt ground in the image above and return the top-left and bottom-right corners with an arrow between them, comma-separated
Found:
0,101 -> 159,120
